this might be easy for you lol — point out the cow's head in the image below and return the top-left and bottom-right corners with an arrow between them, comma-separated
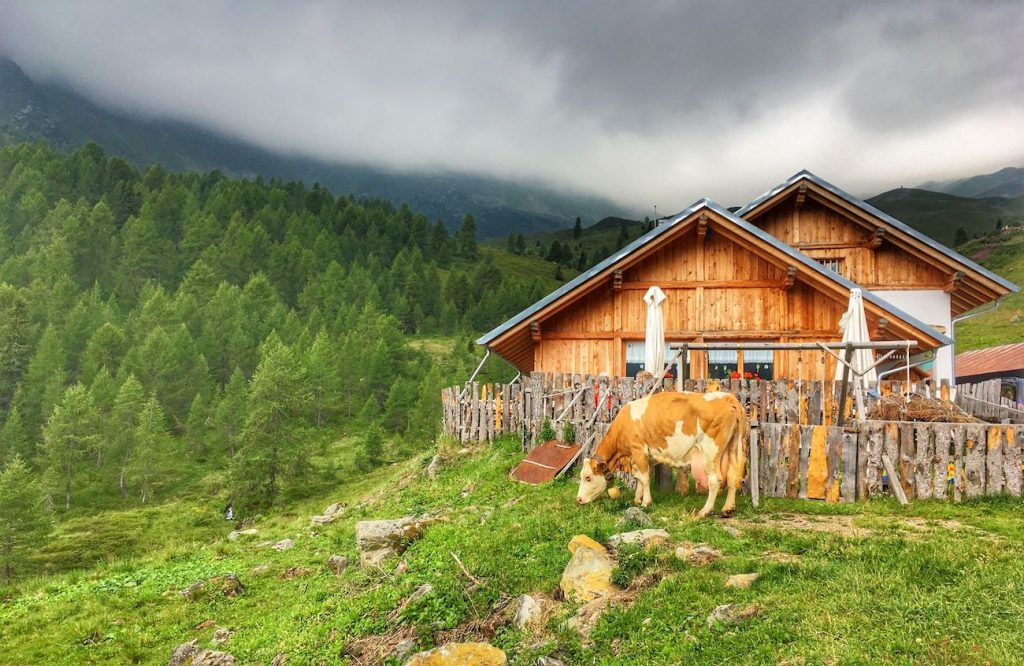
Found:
576,457 -> 610,505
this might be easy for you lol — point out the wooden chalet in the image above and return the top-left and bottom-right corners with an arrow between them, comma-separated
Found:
477,172 -> 1018,383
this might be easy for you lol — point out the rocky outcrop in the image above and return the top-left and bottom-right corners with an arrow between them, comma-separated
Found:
607,529 -> 670,550
404,642 -> 506,665
192,649 -> 237,666
426,454 -> 443,479
168,641 -> 199,666
356,516 -> 434,567
567,535 -> 605,555
271,538 -> 294,551
311,502 -> 344,526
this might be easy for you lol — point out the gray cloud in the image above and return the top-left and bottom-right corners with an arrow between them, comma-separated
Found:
0,0 -> 1021,211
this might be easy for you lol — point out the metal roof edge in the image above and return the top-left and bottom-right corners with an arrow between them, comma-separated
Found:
737,170 -> 1019,294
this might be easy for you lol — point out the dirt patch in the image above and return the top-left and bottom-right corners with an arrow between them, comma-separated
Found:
344,625 -> 417,666
738,513 -> 997,541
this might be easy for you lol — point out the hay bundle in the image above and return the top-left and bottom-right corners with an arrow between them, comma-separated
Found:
868,394 -> 977,423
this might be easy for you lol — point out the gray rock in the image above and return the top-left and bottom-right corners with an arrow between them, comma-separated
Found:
407,583 -> 434,605
427,454 -> 443,479
617,507 -> 653,528
706,603 -> 762,628
181,580 -> 206,601
270,654 -> 288,666
327,554 -> 350,575
271,538 -> 294,551
215,573 -> 245,597
391,639 -> 418,662
211,628 -> 232,644
536,658 -> 565,666
355,516 -> 433,567
192,649 -> 236,666
725,572 -> 760,589
721,525 -> 742,538
514,594 -> 543,629
674,544 -> 722,566
311,502 -> 344,526
168,640 -> 199,666
607,529 -> 671,550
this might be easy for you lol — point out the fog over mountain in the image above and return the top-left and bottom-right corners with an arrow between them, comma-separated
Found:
1,1 -> 1022,212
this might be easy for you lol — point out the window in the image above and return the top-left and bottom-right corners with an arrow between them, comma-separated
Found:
625,341 -> 688,378
817,258 -> 844,276
708,350 -> 738,380
742,349 -> 774,380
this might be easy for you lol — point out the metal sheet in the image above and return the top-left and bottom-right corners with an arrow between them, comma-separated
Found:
511,440 -> 582,484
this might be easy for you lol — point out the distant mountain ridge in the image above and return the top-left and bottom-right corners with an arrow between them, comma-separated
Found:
866,187 -> 1024,246
0,57 -> 628,238
918,166 -> 1024,199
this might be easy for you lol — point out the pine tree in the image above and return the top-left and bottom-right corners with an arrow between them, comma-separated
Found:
185,393 -> 210,456
80,322 -> 127,384
232,343 -> 311,507
515,233 -> 526,255
110,375 -> 145,498
0,408 -> 31,464
455,213 -> 478,260
0,455 -> 51,580
40,384 -> 99,511
213,367 -> 248,458
573,216 -> 583,239
577,250 -> 587,271
306,329 -> 340,426
127,398 -> 168,503
356,425 -> 385,471
954,227 -> 968,246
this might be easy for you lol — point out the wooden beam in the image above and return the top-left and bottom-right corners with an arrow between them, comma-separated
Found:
697,213 -> 709,243
529,320 -> 542,342
541,329 -> 843,341
867,227 -> 886,249
782,265 -> 798,291
619,279 -> 783,290
795,183 -> 808,208
944,270 -> 965,294
612,269 -> 623,292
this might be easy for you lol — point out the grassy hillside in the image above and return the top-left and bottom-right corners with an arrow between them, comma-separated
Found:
954,227 -> 1024,351
5,434 -> 1024,664
867,188 -> 1024,246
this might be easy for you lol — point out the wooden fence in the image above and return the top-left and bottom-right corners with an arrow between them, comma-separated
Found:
752,422 -> 1024,503
956,379 -> 1024,424
441,372 -> 960,446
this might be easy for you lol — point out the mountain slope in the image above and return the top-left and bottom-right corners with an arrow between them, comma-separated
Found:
918,166 -> 1024,199
866,187 -> 1024,246
0,57 -> 628,238
955,227 -> 1024,351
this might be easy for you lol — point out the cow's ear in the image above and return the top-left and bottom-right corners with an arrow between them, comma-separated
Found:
592,459 -> 608,474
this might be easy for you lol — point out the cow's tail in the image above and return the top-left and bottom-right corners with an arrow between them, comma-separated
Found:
719,399 -> 748,485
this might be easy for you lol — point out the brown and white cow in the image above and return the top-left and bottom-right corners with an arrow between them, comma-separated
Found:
576,391 -> 748,518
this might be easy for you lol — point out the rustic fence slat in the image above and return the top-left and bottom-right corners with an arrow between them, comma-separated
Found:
749,426 -> 760,507
786,425 -> 801,498
866,423 -> 884,497
951,425 -> 965,502
807,426 -> 829,500
898,422 -> 916,500
842,431 -> 857,502
825,427 -> 843,502
1005,426 -> 1022,497
799,426 -> 813,499
914,423 -> 933,501
965,424 -> 986,498
932,425 -> 951,500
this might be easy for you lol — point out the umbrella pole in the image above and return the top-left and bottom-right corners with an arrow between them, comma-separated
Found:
836,343 -> 854,428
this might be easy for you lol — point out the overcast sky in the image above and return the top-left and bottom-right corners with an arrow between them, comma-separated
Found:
1,0 -> 1022,211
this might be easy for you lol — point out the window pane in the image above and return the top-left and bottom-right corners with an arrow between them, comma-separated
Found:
708,349 -> 738,379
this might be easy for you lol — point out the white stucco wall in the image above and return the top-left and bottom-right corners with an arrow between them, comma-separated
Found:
871,289 -> 953,382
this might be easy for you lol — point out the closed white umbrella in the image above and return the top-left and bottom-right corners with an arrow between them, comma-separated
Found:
643,286 -> 666,374
834,288 -> 877,390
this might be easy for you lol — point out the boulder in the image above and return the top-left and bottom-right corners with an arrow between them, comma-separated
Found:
706,603 -> 762,628
271,538 -> 294,551
674,544 -> 722,566
607,529 -> 670,550
214,573 -> 246,597
616,507 -> 653,528
404,642 -> 506,665
311,502 -> 344,526
327,554 -> 350,575
567,535 -> 606,555
725,573 -> 760,589
192,649 -> 237,666
211,628 -> 232,644
560,545 -> 616,603
513,594 -> 543,629
427,454 -> 443,479
168,640 -> 199,666
356,516 -> 433,567
227,528 -> 258,542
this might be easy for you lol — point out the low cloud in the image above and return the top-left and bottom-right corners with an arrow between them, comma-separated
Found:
1,0 -> 1021,211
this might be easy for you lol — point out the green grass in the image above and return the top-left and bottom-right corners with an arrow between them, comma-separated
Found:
955,228 -> 1024,351
5,435 -> 1024,664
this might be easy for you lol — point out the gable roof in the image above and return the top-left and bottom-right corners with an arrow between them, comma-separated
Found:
477,198 -> 952,358
737,170 -> 1019,301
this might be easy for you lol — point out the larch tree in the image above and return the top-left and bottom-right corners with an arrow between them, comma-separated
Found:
0,455 -> 51,580
40,384 -> 99,511
110,375 -> 145,498
127,398 -> 169,503
212,367 -> 248,458
0,407 -> 31,464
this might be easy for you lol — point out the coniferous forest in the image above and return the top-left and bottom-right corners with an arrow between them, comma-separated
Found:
0,141 -> 555,544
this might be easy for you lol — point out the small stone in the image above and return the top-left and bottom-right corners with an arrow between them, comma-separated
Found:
211,628 -> 232,644
271,539 -> 294,551
706,603 -> 762,628
406,583 -> 433,605
405,642 -> 506,665
168,640 -> 199,666
270,654 -> 288,666
536,658 -> 565,666
311,502 -> 344,525
395,560 -> 409,574
192,649 -> 236,666
607,529 -> 670,550
514,594 -> 543,629
355,516 -> 433,567
725,573 -> 760,589
279,566 -> 313,580
457,447 -> 471,455
617,507 -> 653,528
674,544 -> 722,566
216,573 -> 245,597
560,545 -> 616,603
194,619 -> 216,630
250,564 -> 271,576
181,580 -> 206,601
392,639 -> 418,662
567,534 -> 606,555
227,528 -> 258,541
327,555 -> 350,575
722,525 -> 742,538
427,454 -> 443,479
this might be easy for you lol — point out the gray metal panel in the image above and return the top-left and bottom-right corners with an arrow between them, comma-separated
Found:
736,170 -> 1019,294
478,197 -> 954,347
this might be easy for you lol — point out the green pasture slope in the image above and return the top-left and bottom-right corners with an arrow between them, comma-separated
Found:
4,435 -> 1024,665
955,227 -> 1024,351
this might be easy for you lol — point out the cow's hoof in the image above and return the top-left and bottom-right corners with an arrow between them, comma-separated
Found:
720,508 -> 735,519
696,510 -> 712,519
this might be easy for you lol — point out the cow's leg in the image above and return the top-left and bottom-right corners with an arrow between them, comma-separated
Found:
720,427 -> 744,517
697,449 -> 721,518
632,458 -> 653,507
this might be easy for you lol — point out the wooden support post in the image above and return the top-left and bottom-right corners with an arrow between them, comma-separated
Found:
749,425 -> 760,508
655,464 -> 674,492
881,454 -> 909,506
836,343 -> 854,428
